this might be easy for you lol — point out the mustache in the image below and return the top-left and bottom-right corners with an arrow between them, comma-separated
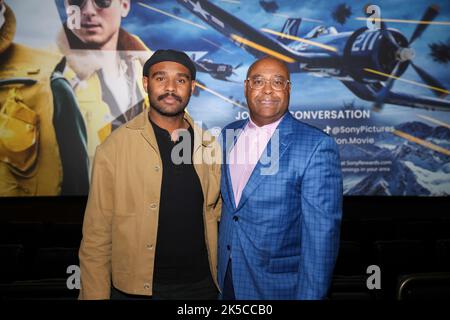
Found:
158,92 -> 182,102
258,98 -> 281,102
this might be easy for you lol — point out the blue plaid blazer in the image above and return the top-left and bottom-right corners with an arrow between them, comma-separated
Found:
218,112 -> 343,300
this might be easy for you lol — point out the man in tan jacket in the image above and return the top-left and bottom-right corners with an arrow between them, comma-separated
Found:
79,49 -> 221,300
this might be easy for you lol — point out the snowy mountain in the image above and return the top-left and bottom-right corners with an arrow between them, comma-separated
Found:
344,122 -> 450,196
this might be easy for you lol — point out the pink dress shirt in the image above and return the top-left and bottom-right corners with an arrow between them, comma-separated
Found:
229,116 -> 284,206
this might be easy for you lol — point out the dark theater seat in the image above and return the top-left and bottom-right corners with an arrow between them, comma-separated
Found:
374,240 -> 431,274
361,219 -> 396,242
373,239 -> 432,299
339,219 -> 362,241
334,241 -> 365,276
436,239 -> 450,271
395,221 -> 435,241
0,196 -> 447,300
32,247 -> 79,280
45,223 -> 82,248
0,279 -> 79,300
0,222 -> 45,248
397,273 -> 450,300
329,275 -> 377,300
436,219 -> 450,240
0,244 -> 25,284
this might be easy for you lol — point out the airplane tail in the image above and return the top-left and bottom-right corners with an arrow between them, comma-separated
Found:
186,51 -> 208,62
277,18 -> 302,44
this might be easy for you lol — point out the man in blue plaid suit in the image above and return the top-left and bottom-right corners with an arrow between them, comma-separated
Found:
218,56 -> 343,300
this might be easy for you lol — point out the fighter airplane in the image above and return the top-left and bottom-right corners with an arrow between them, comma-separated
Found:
177,0 -> 450,111
190,51 -> 242,81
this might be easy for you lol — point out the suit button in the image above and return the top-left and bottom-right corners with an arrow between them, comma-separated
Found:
144,283 -> 150,290
154,165 -> 160,172
146,244 -> 153,250
227,245 -> 230,250
150,203 -> 158,210
233,216 -> 239,222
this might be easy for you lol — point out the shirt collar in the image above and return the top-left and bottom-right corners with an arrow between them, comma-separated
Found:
148,114 -> 194,143
247,113 -> 285,132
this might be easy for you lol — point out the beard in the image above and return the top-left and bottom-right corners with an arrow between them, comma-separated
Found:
149,91 -> 191,117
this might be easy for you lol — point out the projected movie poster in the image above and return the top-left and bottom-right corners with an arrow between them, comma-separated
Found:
1,0 -> 449,196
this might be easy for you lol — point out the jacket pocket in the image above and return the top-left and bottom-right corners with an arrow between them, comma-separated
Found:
0,88 -> 39,175
268,255 -> 300,273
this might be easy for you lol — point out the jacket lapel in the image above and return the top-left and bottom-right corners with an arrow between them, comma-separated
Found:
235,114 -> 294,211
125,111 -> 160,154
223,120 -> 248,210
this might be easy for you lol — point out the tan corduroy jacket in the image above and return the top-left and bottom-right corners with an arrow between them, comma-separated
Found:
78,111 -> 221,299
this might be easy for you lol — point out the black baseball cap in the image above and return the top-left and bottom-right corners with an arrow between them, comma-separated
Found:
143,49 -> 196,80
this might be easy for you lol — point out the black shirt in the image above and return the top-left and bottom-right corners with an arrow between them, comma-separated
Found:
150,118 -> 211,285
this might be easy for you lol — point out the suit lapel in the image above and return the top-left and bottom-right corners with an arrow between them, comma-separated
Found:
223,120 -> 248,210
125,111 -> 160,154
235,114 -> 294,211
